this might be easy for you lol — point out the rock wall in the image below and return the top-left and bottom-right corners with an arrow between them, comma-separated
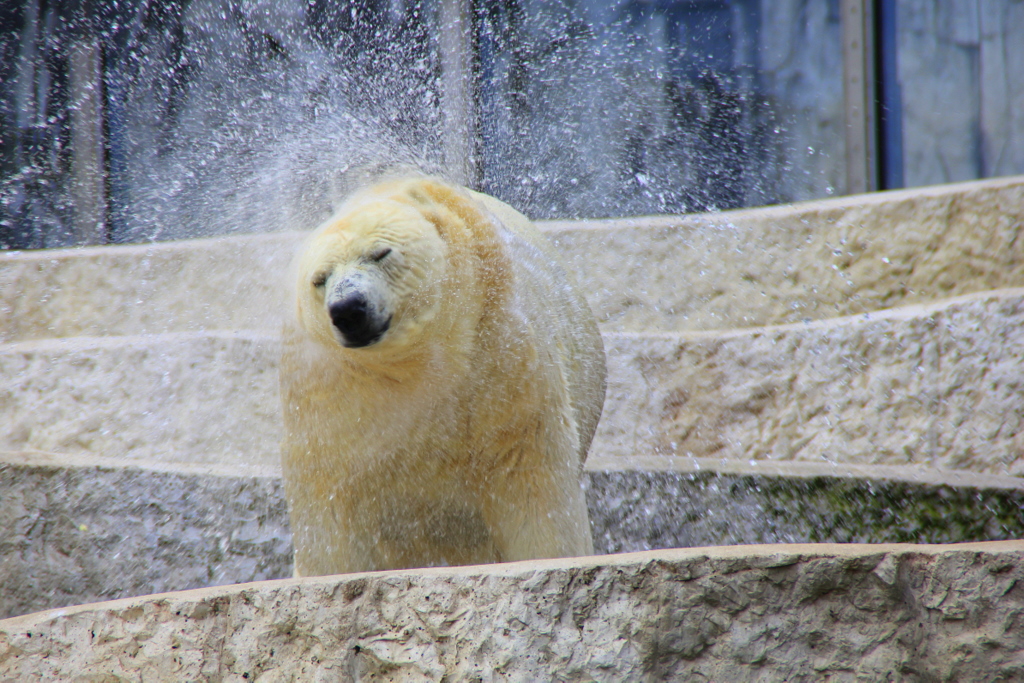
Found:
4,178 -> 1023,475
4,451 -> 1022,622
599,289 -> 1024,474
0,453 -> 290,620
2,542 -> 1023,681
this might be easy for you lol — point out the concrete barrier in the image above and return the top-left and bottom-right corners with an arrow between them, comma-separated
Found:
3,541 -> 1023,681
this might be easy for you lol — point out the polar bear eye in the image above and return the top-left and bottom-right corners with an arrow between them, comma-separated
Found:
311,271 -> 329,289
369,247 -> 393,263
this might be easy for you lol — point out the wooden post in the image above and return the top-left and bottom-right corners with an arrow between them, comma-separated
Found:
438,0 -> 479,187
68,33 -> 107,245
842,0 -> 877,195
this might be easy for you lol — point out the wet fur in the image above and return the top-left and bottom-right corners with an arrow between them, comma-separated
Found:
280,178 -> 606,576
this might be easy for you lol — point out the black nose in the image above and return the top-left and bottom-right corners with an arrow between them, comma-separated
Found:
328,293 -> 390,348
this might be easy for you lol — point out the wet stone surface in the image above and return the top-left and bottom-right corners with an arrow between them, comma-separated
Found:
3,455 -> 1022,622
0,457 -> 291,620
5,288 -> 1023,476
586,469 -> 1024,553
2,543 -> 1023,681
599,288 -> 1024,476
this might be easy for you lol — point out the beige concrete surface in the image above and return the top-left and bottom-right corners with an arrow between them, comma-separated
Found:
3,175 -> 1022,342
3,541 -> 1023,681
551,174 -> 1024,332
600,287 -> 1024,475
0,232 -> 297,343
0,332 -> 280,469
5,288 -> 1020,474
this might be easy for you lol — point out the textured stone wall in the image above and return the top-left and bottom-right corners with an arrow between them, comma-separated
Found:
3,176 -> 1023,343
0,332 -> 281,467
599,288 -> 1024,474
0,453 -> 290,621
4,289 -> 1022,475
550,176 -> 1024,334
2,542 -> 1023,681
0,232 -> 294,343
4,179 -> 1023,474
4,451 -> 1021,622
586,462 -> 1024,553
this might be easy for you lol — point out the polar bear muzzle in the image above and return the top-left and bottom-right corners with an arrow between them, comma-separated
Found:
327,288 -> 392,348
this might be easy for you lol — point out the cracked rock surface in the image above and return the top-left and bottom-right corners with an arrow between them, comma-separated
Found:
5,451 -> 1020,621
4,288 -> 1022,474
600,288 -> 1024,474
2,542 -> 1023,682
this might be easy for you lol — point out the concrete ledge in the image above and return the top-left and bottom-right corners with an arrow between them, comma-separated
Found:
0,332 -> 281,468
586,461 -> 1024,554
0,452 -> 290,621
0,232 -> 296,343
600,287 -> 1024,475
5,288 -> 1020,474
4,451 -> 1021,621
3,175 -> 1023,342
551,174 -> 1024,332
3,541 -> 1023,681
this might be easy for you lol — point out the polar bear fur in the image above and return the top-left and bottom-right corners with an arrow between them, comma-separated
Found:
280,177 -> 606,576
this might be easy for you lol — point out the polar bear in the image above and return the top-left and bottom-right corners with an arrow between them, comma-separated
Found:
280,177 -> 606,576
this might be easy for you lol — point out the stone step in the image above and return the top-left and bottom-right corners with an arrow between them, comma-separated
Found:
4,287 -> 1022,475
3,175 -> 1023,342
4,539 -> 1024,680
585,456 -> 1024,553
0,451 -> 288,622
0,332 -> 280,470
603,287 -> 1024,476
3,449 -> 1023,621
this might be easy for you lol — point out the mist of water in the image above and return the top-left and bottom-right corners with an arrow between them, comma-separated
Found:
1,0 -> 847,249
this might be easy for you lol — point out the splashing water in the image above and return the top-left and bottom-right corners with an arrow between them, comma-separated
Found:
1,0 -> 848,248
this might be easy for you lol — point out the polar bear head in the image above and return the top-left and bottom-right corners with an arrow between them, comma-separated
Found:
294,186 -> 452,352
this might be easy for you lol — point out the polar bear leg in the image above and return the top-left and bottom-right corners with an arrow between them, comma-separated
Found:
483,464 -> 594,563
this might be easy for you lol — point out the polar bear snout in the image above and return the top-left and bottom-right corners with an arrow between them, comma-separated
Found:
328,290 -> 391,348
